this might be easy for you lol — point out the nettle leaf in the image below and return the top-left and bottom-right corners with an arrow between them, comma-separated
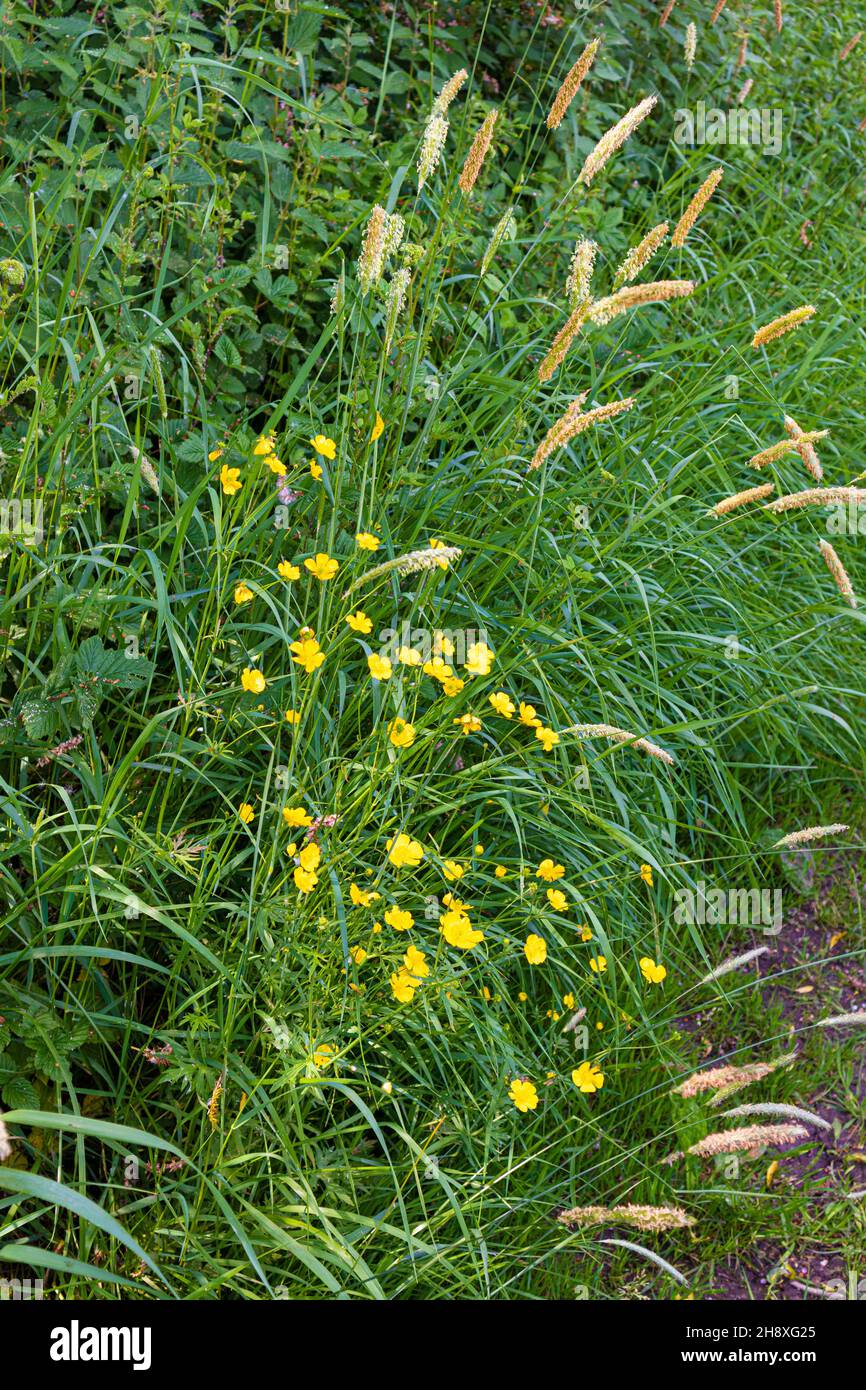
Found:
20,699 -> 56,740
71,637 -> 154,724
2,1077 -> 40,1111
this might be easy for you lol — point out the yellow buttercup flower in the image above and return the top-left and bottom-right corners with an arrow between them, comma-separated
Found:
370,411 -> 384,441
238,803 -> 254,824
572,1061 -> 604,1093
349,945 -> 367,965
428,537 -> 450,570
253,434 -> 276,456
440,908 -> 484,950
294,865 -> 318,894
234,582 -> 254,605
283,806 -> 313,828
299,842 -> 320,873
278,561 -> 300,580
464,641 -> 494,676
312,1041 -> 335,1068
290,635 -> 325,673
546,888 -> 568,912
423,655 -> 453,682
640,863 -> 654,887
536,858 -> 565,882
524,933 -> 547,965
442,676 -> 465,698
385,905 -> 414,932
563,992 -> 575,1008
220,464 -> 242,495
310,434 -> 337,459
398,645 -> 423,667
509,1078 -> 539,1113
443,860 -> 465,881
309,458 -> 323,479
285,708 -> 300,725
639,956 -> 667,984
519,701 -> 542,728
404,945 -> 428,980
489,691 -> 515,717
367,653 -> 392,681
263,453 -> 286,475
390,969 -> 417,1003
387,832 -> 425,869
345,610 -> 372,634
350,882 -> 379,907
208,444 -> 224,461
241,667 -> 266,693
536,725 -> 559,752
589,955 -> 607,974
388,716 -> 415,748
356,531 -> 381,551
494,864 -> 507,878
304,552 -> 339,581
453,713 -> 482,736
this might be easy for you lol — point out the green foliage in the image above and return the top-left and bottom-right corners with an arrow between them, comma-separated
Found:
0,0 -> 865,1300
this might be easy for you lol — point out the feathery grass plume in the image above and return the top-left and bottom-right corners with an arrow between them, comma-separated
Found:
819,539 -> 857,608
382,212 -> 406,261
565,238 -> 598,307
710,0 -> 728,23
671,167 -> 723,247
0,1116 -> 11,1161
330,267 -> 345,317
736,29 -> 749,69
207,1074 -> 223,1130
686,1123 -> 807,1157
765,486 -> 866,514
774,0 -> 783,34
749,431 -> 827,470
613,223 -> 668,287
710,482 -> 774,516
131,445 -> 160,496
546,38 -> 601,129
773,823 -> 849,848
538,303 -> 590,383
659,0 -> 677,26
577,95 -> 657,186
563,720 -> 675,764
432,67 -> 468,115
558,1204 -> 695,1232
417,114 -> 449,191
383,268 -> 411,353
529,396 -> 636,470
839,33 -> 863,61
480,206 -> 516,278
784,414 -> 824,482
720,1102 -> 832,1130
817,1011 -> 866,1028
459,109 -> 498,194
350,545 -> 463,591
737,77 -> 754,103
357,204 -> 387,294
685,22 -> 697,70
672,1054 -> 793,1099
148,346 -> 167,418
699,946 -> 769,983
589,279 -> 695,326
752,304 -> 815,348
